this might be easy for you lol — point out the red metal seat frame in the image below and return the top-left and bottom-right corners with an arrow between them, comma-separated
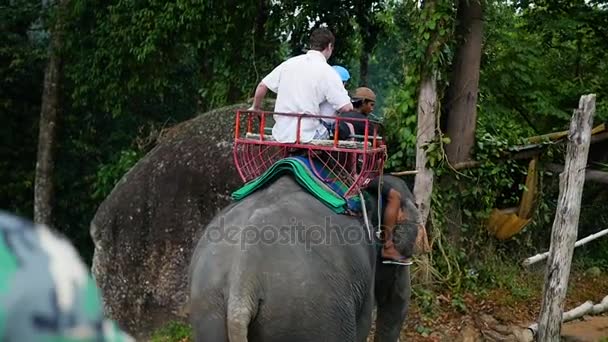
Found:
233,110 -> 387,198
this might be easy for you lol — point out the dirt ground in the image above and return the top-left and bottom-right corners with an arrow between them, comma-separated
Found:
393,270 -> 608,341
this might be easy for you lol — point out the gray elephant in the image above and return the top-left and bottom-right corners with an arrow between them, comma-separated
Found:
189,174 -> 419,342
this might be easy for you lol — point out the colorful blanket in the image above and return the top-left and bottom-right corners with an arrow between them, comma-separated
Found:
231,156 -> 364,214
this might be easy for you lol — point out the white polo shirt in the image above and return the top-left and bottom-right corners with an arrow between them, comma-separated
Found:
319,99 -> 339,124
261,50 -> 351,143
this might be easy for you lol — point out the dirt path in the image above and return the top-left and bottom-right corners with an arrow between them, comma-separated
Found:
562,316 -> 608,342
394,271 -> 608,341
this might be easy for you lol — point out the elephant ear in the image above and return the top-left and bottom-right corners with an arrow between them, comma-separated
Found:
413,223 -> 431,256
398,199 -> 420,258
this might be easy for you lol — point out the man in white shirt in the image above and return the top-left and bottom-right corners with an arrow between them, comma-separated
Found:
319,65 -> 351,129
251,28 -> 353,143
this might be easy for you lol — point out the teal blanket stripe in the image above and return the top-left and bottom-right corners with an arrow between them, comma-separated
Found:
231,157 -> 349,214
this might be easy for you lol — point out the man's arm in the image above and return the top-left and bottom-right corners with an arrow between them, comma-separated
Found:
252,82 -> 269,110
251,62 -> 282,110
337,102 -> 353,113
324,69 -> 353,113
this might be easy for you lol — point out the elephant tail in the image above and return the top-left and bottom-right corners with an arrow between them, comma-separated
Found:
226,267 -> 259,342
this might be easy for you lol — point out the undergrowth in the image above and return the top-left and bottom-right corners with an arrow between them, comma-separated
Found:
150,321 -> 192,342
408,127 -> 561,318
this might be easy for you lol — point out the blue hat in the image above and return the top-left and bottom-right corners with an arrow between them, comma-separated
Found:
332,65 -> 350,82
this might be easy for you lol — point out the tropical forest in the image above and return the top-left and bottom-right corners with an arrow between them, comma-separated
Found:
2,0 -> 608,340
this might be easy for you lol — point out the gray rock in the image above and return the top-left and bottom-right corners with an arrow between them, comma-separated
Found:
494,324 -> 512,334
480,314 -> 499,326
459,325 -> 480,342
90,102 -> 270,338
512,327 -> 534,342
482,329 -> 514,342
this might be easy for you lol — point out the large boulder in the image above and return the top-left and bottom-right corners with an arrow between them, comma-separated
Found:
90,102 -> 265,338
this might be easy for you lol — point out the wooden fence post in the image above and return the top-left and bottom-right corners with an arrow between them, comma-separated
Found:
536,94 -> 596,341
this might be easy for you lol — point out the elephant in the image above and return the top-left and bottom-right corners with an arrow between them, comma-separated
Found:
188,174 -> 420,342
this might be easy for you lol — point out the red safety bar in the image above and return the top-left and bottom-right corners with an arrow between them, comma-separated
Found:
233,110 -> 387,198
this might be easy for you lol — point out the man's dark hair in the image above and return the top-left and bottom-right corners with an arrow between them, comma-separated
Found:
309,28 -> 335,51
352,99 -> 372,109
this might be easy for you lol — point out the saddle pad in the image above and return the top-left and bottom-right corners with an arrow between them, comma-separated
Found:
231,156 -> 364,214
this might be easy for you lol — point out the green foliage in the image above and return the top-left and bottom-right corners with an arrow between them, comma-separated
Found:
431,128 -> 528,220
274,1 -> 366,65
481,0 -> 608,132
1,0 -> 386,263
412,286 -> 439,318
376,0 -> 456,171
475,253 -> 536,300
93,149 -> 142,202
64,0 -> 212,117
571,184 -> 608,271
376,0 -> 608,295
414,324 -> 433,337
0,0 -> 46,217
450,293 -> 467,313
150,321 -> 192,342
383,71 -> 420,169
480,2 -> 568,133
418,120 -> 558,291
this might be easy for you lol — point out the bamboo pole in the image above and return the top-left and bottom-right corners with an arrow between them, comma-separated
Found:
536,94 -> 596,341
527,123 -> 605,144
545,163 -> 608,184
528,295 -> 608,335
522,228 -> 608,267
390,170 -> 419,176
448,123 -> 606,172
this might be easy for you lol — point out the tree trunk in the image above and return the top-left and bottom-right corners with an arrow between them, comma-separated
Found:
412,0 -> 443,282
34,0 -> 66,225
414,0 -> 440,232
536,94 -> 596,341
445,0 -> 483,164
413,73 -> 436,282
359,51 -> 369,86
441,0 -> 483,244
354,0 -> 379,87
414,73 -> 437,230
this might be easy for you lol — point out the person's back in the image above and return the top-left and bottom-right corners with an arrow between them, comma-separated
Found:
251,28 -> 352,143
319,65 -> 350,126
269,52 -> 347,142
339,110 -> 367,137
